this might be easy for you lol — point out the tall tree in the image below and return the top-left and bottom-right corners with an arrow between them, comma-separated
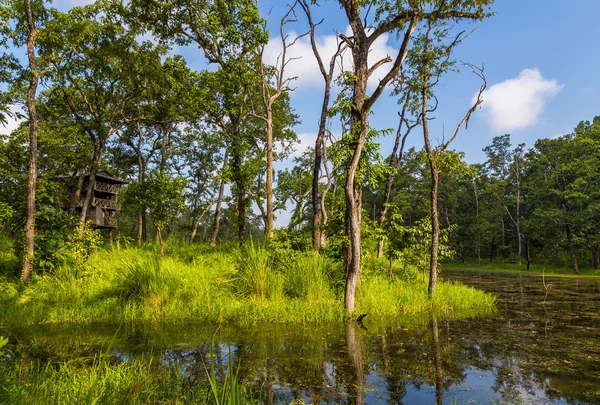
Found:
299,0 -> 346,252
130,0 -> 267,246
1,0 -> 52,280
249,3 -> 306,239
336,0 -> 491,315
412,18 -> 485,297
42,4 -> 162,225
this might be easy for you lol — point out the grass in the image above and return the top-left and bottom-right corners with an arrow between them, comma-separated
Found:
0,242 -> 496,327
0,343 -> 252,405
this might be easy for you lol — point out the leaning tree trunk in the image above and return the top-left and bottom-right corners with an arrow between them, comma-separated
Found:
22,0 -> 40,282
69,171 -> 86,215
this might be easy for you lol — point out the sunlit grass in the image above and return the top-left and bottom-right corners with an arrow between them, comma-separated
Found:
0,243 -> 496,326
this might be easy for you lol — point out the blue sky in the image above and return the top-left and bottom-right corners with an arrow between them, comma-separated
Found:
254,0 -> 600,164
2,1 -> 599,225
3,0 -> 598,162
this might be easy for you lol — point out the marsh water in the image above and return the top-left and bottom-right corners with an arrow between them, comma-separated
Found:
4,270 -> 600,404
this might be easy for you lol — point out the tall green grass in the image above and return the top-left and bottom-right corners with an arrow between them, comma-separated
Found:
0,242 -> 496,326
0,346 -> 251,405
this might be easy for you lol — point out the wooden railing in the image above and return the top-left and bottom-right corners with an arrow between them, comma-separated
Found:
104,217 -> 117,227
94,181 -> 121,194
92,197 -> 121,210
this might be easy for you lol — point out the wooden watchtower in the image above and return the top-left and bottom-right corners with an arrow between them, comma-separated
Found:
75,170 -> 127,228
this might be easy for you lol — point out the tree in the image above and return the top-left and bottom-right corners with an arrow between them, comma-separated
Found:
42,3 -> 163,225
335,0 -> 491,315
483,134 -> 526,265
144,172 -> 186,258
0,0 -> 54,281
376,93 -> 419,257
248,3 -> 306,240
411,17 -> 485,297
276,150 -> 313,231
130,0 -> 267,246
299,0 -> 346,252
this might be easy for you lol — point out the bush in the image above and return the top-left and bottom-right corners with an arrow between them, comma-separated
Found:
283,253 -> 334,301
235,240 -> 283,301
117,254 -> 180,303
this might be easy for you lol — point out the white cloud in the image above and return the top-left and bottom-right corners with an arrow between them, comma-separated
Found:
264,26 -> 398,92
0,104 -> 24,136
477,68 -> 563,132
289,132 -> 315,158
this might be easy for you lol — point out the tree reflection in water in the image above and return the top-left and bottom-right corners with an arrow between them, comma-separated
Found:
5,272 -> 600,404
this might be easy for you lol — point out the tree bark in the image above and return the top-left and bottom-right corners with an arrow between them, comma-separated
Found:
427,163 -> 440,297
209,151 -> 229,246
565,222 -> 579,274
69,171 -> 86,215
265,113 -> 274,239
592,243 -> 599,270
136,210 -> 143,246
22,0 -> 40,282
232,139 -> 246,246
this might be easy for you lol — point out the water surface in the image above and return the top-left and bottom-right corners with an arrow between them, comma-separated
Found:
3,270 -> 600,404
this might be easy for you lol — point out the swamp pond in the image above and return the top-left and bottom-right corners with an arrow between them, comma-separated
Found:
2,270 -> 600,404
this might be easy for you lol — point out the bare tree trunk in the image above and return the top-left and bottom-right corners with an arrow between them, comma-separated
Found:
233,145 -> 246,246
265,115 -> 274,239
22,0 -> 40,282
136,210 -> 143,246
312,92 -> 328,252
300,0 -> 344,253
209,151 -> 229,246
565,222 -> 579,274
428,164 -> 440,297
473,178 -> 481,266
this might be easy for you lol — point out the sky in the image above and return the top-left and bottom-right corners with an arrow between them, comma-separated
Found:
2,0 -> 600,225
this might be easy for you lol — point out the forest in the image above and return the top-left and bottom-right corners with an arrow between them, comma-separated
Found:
1,0 -> 600,404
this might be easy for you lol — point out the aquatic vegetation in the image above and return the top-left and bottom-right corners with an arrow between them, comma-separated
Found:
0,343 -> 252,405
